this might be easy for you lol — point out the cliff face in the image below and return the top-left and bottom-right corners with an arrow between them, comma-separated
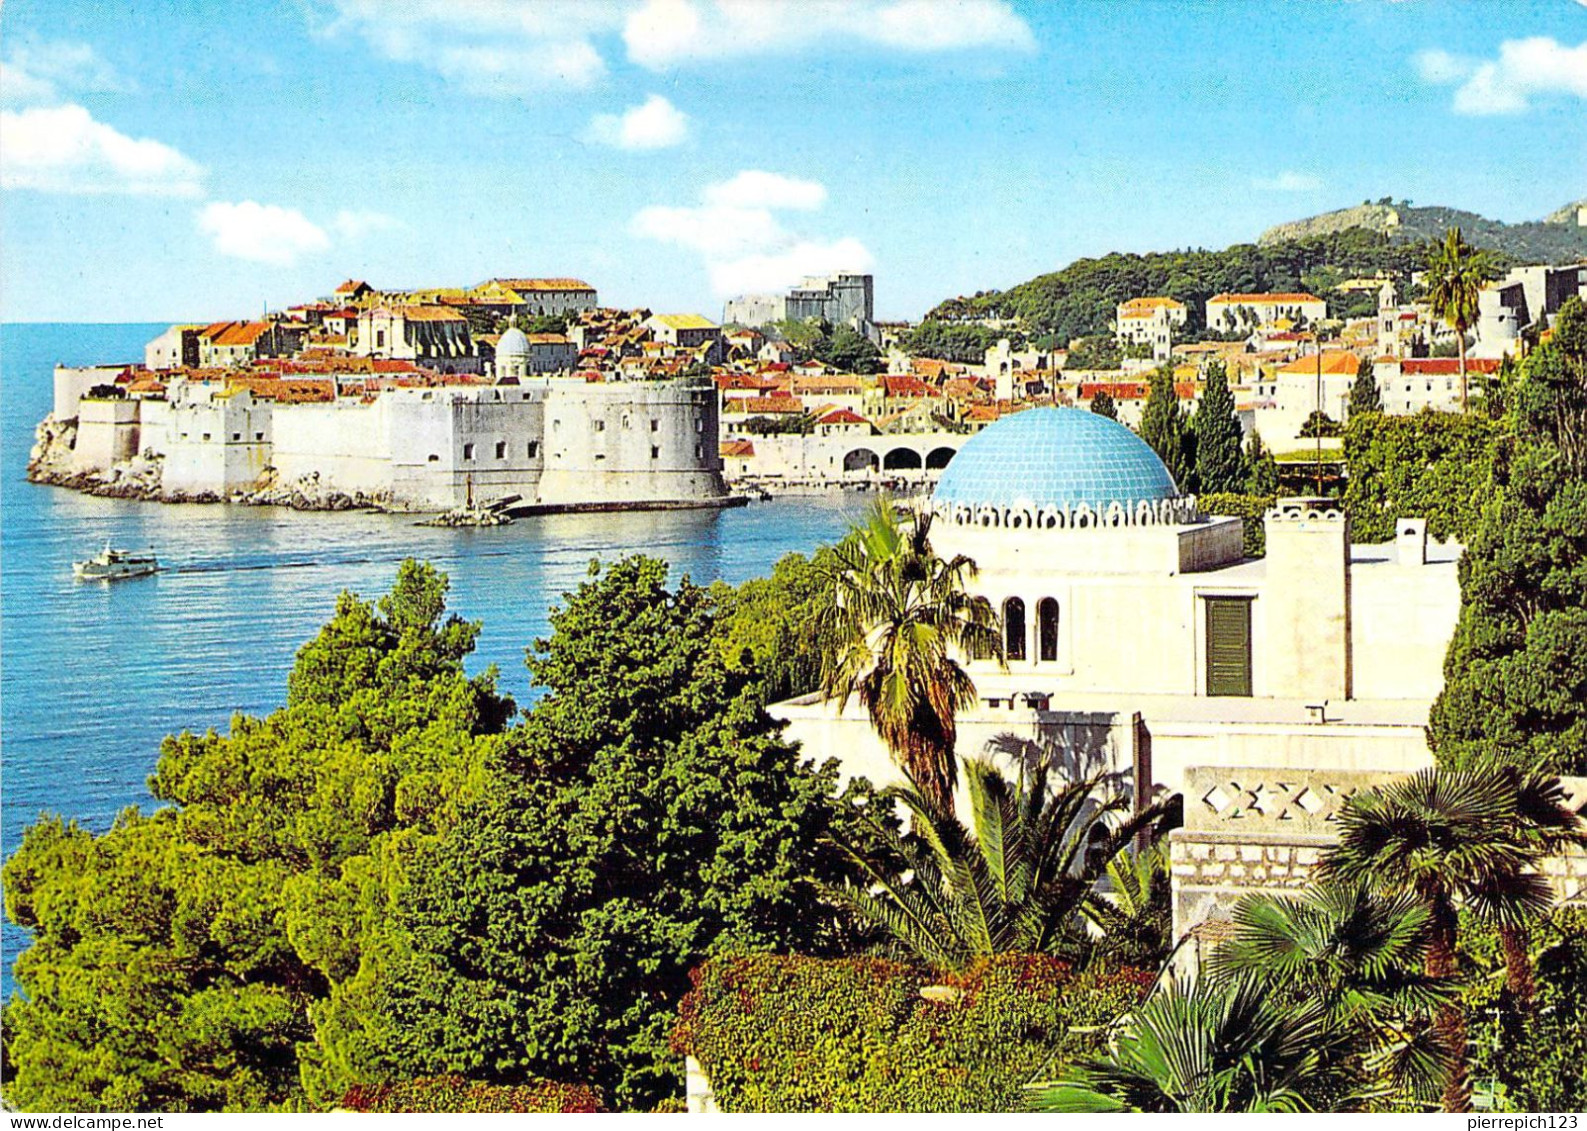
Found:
1260,200 -> 1587,263
1544,199 -> 1587,227
1258,203 -> 1401,245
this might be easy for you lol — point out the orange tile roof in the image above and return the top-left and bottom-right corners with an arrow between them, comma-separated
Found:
731,395 -> 804,414
204,321 -> 273,347
1275,351 -> 1362,377
398,305 -> 467,322
491,277 -> 595,292
720,440 -> 756,458
334,279 -> 370,294
1397,357 -> 1502,375
818,408 -> 870,426
1208,292 -> 1324,305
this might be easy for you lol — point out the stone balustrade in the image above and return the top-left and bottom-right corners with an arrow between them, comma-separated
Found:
1170,766 -> 1587,941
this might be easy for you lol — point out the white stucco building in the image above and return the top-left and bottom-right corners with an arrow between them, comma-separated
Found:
775,408 -> 1460,809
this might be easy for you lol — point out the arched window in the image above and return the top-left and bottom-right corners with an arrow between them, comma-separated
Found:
1003,598 -> 1026,662
1038,598 -> 1059,663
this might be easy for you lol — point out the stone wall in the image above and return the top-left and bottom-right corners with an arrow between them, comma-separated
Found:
1171,766 -> 1587,943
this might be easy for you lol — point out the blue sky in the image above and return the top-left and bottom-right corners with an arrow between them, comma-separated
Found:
1,0 -> 1583,324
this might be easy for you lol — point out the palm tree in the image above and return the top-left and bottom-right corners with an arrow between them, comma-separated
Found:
1425,227 -> 1487,411
826,758 -> 1177,969
1027,975 -> 1356,1112
1210,882 -> 1455,1105
819,497 -> 1001,815
1319,767 -> 1570,1111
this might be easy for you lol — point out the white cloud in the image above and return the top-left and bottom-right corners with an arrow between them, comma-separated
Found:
198,201 -> 331,266
704,170 -> 826,210
624,0 -> 1034,69
332,209 -> 400,240
1253,171 -> 1322,192
0,39 -> 126,105
709,237 -> 875,297
319,0 -> 617,95
1416,37 -> 1587,116
0,103 -> 205,197
631,170 -> 872,297
586,93 -> 690,150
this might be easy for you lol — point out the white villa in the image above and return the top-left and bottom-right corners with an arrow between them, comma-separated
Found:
776,407 -> 1460,812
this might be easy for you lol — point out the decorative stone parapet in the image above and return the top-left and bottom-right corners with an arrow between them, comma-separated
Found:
1171,767 -> 1587,941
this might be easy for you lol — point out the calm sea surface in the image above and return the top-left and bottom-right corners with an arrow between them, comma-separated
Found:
0,323 -> 862,998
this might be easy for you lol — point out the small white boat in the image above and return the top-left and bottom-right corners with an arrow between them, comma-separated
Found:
73,544 -> 158,581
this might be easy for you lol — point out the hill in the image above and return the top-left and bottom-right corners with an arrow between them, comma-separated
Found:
924,227 -> 1432,346
1259,198 -> 1587,264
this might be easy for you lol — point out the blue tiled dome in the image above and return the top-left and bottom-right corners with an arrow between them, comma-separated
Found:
934,407 -> 1179,512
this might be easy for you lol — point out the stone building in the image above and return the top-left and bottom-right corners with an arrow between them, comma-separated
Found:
724,273 -> 875,337
1473,262 -> 1587,359
1114,297 -> 1187,362
1206,292 -> 1327,333
354,305 -> 480,373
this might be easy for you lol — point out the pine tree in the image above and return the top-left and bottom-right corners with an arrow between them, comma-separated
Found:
1245,431 -> 1279,496
1191,361 -> 1245,494
1139,366 -> 1194,492
1350,355 -> 1383,417
1089,388 -> 1118,420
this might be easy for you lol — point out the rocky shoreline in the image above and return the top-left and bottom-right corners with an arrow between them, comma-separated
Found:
27,413 -> 390,512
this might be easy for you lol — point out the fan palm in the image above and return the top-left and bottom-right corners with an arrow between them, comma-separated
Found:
1026,975 -> 1356,1112
1319,766 -> 1576,1111
819,496 -> 1001,816
1210,882 -> 1455,1104
1425,227 -> 1488,411
826,758 -> 1177,970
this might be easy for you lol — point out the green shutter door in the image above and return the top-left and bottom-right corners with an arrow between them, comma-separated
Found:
1206,597 -> 1252,697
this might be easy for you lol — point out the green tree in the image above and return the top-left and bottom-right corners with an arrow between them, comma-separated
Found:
1350,354 -> 1383,417
1191,360 -> 1245,494
819,499 -> 1001,816
1425,228 -> 1490,412
1429,302 -> 1587,774
824,324 -> 883,374
1341,410 -> 1500,543
1320,767 -> 1575,1111
1139,367 -> 1194,491
710,548 -> 836,704
827,760 -> 1176,969
1244,431 -> 1279,497
2,563 -> 511,1112
1088,388 -> 1119,420
304,557 -> 861,1110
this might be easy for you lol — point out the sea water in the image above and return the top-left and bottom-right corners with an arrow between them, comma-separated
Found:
0,323 -> 862,998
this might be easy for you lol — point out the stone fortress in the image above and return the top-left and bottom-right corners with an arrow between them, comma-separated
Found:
724,272 -> 877,340
774,408 -> 1587,937
36,280 -> 733,514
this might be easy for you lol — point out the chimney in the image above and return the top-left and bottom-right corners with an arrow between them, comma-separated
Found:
1395,518 -> 1427,566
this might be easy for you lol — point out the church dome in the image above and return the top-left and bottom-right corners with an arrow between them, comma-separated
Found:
497,327 -> 530,358
933,407 -> 1179,514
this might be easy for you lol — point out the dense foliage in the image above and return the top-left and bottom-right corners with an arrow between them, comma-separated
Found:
710,549 -> 835,704
1341,410 -> 1501,543
899,320 -> 1010,364
303,557 -> 862,1110
1191,361 -> 1245,494
1,555 -> 879,1113
2,562 -> 512,1112
341,1075 -> 604,1113
673,954 -> 1150,1112
1463,909 -> 1587,1113
1139,368 -> 1194,491
926,228 -> 1428,343
1199,493 -> 1276,557
1429,299 -> 1587,774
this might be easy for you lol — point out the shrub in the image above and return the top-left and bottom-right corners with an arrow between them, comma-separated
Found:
672,954 -> 1151,1112
1462,908 -> 1587,1113
1199,493 -> 1275,557
340,1075 -> 604,1112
